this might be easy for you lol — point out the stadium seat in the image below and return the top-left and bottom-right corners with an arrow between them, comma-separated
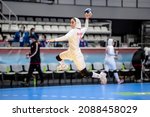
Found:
101,26 -> 108,32
0,64 -> 16,87
94,26 -> 101,32
43,25 -> 51,32
26,25 -> 35,31
2,24 -> 9,31
48,63 -> 66,85
35,25 -> 43,32
101,35 -> 108,40
51,25 -> 59,32
94,35 -> 101,41
11,64 -> 25,86
10,24 -> 19,31
87,35 -> 95,41
41,63 -> 53,85
58,25 -> 66,32
43,18 -> 50,22
92,62 -> 104,73
65,64 -> 77,85
87,26 -> 94,33
123,62 -> 135,82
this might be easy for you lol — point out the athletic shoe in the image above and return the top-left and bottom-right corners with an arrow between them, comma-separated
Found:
57,63 -> 69,71
117,79 -> 124,84
99,72 -> 107,84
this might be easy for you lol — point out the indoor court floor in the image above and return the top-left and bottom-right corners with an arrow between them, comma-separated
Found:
0,83 -> 150,100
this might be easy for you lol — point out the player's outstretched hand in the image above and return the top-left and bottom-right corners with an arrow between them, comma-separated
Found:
84,8 -> 93,19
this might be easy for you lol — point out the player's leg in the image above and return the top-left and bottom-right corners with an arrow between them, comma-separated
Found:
35,64 -> 44,84
21,64 -> 34,86
56,51 -> 70,71
73,54 -> 107,84
110,60 -> 124,84
132,61 -> 142,82
79,68 -> 107,84
113,70 -> 124,84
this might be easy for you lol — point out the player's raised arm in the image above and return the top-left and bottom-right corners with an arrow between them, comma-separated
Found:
81,8 -> 93,38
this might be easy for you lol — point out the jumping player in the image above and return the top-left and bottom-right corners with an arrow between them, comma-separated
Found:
47,10 -> 107,84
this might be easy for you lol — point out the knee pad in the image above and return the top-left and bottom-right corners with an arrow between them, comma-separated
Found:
56,55 -> 62,61
80,68 -> 92,77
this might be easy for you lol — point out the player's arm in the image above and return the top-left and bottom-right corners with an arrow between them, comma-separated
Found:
81,19 -> 89,37
47,30 -> 73,42
107,47 -> 117,56
81,13 -> 92,38
106,47 -> 113,56
106,47 -> 117,59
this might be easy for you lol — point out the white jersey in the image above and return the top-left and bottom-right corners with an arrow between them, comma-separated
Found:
144,47 -> 150,64
105,46 -> 116,59
104,38 -> 120,82
104,39 -> 117,71
105,39 -> 116,60
55,19 -> 88,52
54,19 -> 89,71
144,47 -> 150,56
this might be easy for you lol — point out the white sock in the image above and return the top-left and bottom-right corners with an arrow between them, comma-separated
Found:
114,73 -> 120,82
92,72 -> 100,79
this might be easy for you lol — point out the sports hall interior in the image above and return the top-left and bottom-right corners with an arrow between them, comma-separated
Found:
0,1 -> 150,100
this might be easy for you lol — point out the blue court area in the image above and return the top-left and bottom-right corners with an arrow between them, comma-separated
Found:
0,83 -> 150,100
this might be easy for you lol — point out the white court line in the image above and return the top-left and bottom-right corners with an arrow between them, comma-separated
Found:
32,95 -> 38,97
22,95 -> 28,97
12,95 -> 18,97
89,97 -> 96,99
61,96 -> 67,98
51,95 -> 58,98
2,94 -> 9,96
70,96 -> 77,98
42,95 -> 48,97
108,98 -> 115,100
80,97 -> 86,99
99,97 -> 105,99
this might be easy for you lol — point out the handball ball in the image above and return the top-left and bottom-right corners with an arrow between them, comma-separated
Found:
84,8 -> 92,14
